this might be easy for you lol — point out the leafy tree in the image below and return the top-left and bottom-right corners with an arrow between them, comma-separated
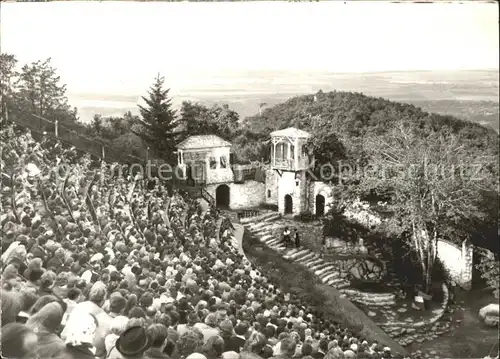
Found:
354,122 -> 498,293
179,101 -> 240,140
210,103 -> 240,139
111,132 -> 146,159
0,53 -> 18,119
179,101 -> 214,137
136,74 -> 179,162
13,58 -> 77,123
91,114 -> 103,136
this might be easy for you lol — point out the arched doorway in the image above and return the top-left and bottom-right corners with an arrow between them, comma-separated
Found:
216,184 -> 230,209
315,194 -> 325,216
284,194 -> 293,214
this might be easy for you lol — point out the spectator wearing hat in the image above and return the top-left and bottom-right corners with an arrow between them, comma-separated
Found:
110,325 -> 150,359
144,323 -> 170,359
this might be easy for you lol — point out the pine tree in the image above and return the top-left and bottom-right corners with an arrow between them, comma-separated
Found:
137,74 -> 179,162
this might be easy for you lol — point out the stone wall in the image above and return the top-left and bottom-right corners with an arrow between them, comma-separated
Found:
206,181 -> 266,210
309,181 -> 334,215
265,169 -> 279,206
277,171 -> 306,215
205,146 -> 234,184
344,200 -> 475,290
436,239 -> 473,290
230,181 -> 266,210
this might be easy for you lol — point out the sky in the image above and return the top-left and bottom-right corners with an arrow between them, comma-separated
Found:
1,1 -> 499,96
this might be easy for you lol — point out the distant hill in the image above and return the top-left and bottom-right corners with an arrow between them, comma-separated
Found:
240,90 -> 499,155
69,70 -> 499,131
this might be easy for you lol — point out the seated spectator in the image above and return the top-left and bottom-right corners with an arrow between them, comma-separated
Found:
1,323 -> 38,359
226,321 -> 248,353
105,316 -> 130,356
115,325 -> 151,359
1,290 -> 23,325
59,311 -> 99,359
26,301 -> 66,358
144,323 -> 170,359
202,335 -> 225,359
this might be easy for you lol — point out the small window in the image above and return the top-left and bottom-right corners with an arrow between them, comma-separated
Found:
220,156 -> 227,169
209,157 -> 217,169
267,190 -> 271,198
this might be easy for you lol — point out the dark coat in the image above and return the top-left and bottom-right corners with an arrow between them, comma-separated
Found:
57,345 -> 96,359
225,335 -> 246,353
36,331 -> 66,358
144,347 -> 170,359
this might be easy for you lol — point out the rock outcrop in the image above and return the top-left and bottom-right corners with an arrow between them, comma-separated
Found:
479,303 -> 499,327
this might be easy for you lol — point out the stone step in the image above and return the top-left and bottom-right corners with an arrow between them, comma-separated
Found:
287,249 -> 312,261
283,248 -> 306,259
304,258 -> 324,268
271,243 -> 287,251
334,281 -> 351,290
249,225 -> 272,234
285,248 -> 301,256
260,234 -> 274,242
327,277 -> 349,287
309,262 -> 331,271
267,238 -> 283,246
319,271 -> 340,283
292,249 -> 314,261
340,289 -> 396,301
302,254 -> 322,269
249,220 -> 273,230
240,212 -> 280,224
251,226 -> 273,235
262,214 -> 282,222
296,252 -> 319,264
315,265 -> 338,276
320,271 -> 341,283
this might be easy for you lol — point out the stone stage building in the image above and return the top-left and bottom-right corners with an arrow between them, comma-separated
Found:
175,127 -> 333,215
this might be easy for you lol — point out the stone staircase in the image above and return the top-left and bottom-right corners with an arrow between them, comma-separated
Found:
242,213 -> 396,305
241,212 -> 453,348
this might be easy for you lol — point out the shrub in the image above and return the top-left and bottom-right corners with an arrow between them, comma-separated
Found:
476,256 -> 500,299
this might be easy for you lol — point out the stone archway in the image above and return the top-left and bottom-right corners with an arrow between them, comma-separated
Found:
316,194 -> 325,216
216,184 -> 230,209
284,194 -> 293,214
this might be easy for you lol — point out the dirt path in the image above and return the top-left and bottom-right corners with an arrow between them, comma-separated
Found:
406,290 -> 499,358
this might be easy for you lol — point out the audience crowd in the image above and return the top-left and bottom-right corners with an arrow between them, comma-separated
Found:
1,125 -> 400,359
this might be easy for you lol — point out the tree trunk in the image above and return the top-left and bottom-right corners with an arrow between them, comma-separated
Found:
412,220 -> 435,294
